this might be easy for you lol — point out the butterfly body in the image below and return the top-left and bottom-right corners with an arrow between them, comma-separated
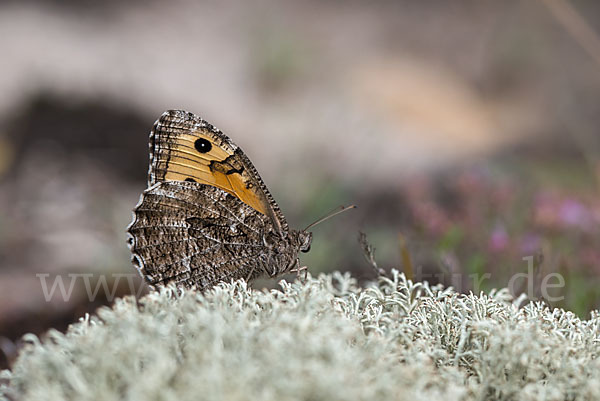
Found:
127,110 -> 311,290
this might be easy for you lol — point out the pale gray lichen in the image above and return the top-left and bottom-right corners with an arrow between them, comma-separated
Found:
1,271 -> 599,401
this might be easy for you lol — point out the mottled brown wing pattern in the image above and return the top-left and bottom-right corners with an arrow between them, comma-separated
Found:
127,180 -> 298,290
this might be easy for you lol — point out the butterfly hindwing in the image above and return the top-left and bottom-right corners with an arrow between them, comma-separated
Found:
127,181 -> 294,290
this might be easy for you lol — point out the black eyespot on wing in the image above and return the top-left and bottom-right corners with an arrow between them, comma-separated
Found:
194,138 -> 212,153
185,177 -> 197,183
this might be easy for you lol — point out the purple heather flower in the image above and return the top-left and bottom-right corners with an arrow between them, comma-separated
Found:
519,232 -> 541,255
489,223 -> 509,252
559,199 -> 589,228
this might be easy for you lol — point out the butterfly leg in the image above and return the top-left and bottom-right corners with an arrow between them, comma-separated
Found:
290,259 -> 308,282
245,264 -> 257,282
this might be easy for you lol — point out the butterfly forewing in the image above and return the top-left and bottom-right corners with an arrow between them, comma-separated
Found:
149,110 -> 287,233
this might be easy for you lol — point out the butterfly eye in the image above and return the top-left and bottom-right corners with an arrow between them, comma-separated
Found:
300,232 -> 312,253
194,138 -> 212,153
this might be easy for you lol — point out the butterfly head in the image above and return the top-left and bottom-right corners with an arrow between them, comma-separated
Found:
283,230 -> 312,275
298,230 -> 312,253
261,229 -> 312,277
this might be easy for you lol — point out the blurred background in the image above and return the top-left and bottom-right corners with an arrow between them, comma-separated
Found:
1,0 -> 600,369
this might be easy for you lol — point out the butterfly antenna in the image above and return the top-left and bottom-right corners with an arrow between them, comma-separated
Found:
303,205 -> 356,231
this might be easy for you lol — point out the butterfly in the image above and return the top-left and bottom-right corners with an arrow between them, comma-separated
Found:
127,110 -> 312,291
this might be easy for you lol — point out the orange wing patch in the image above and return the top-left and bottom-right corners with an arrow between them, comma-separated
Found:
162,132 -> 270,216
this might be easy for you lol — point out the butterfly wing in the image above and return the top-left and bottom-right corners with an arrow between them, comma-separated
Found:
148,110 -> 288,234
127,181 -> 297,290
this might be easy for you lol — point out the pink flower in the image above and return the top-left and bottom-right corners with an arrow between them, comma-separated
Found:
488,223 -> 509,252
558,199 -> 589,227
519,233 -> 541,255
